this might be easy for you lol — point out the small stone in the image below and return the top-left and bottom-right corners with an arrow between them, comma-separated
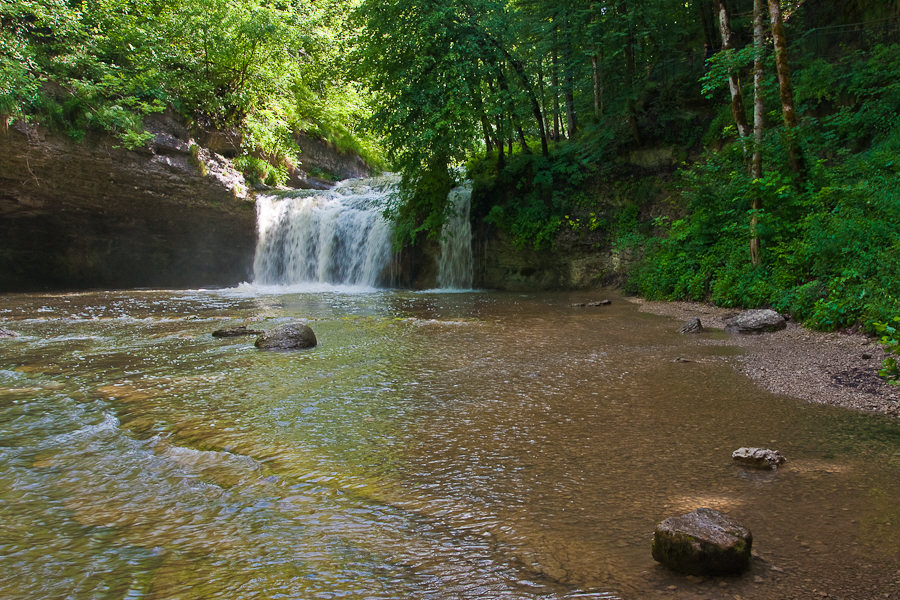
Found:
732,447 -> 786,469
0,328 -> 20,338
255,322 -> 317,350
651,508 -> 752,576
680,318 -> 703,334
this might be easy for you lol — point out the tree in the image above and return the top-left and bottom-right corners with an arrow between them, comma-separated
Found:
767,0 -> 804,175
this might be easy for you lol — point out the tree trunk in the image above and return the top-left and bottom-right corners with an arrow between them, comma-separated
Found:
768,0 -> 804,175
697,0 -> 717,51
561,8 -> 577,137
537,59 -> 550,142
714,0 -> 752,139
624,25 -> 641,144
496,115 -> 505,169
551,49 -> 561,141
750,0 -> 765,266
592,54 -> 601,119
505,57 -> 549,156
481,114 -> 494,154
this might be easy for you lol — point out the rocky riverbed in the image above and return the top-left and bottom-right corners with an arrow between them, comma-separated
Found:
630,298 -> 900,418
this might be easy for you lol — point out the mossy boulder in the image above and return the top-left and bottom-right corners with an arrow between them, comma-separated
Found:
255,322 -> 317,350
651,508 -> 752,576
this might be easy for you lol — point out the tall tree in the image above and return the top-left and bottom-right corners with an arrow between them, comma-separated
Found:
714,0 -> 751,139
767,0 -> 804,175
750,0 -> 765,266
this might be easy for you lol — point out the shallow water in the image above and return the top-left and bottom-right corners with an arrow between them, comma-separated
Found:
0,289 -> 897,599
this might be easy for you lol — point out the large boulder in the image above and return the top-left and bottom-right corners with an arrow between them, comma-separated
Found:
732,447 -> 786,469
724,310 -> 786,334
651,508 -> 753,575
255,322 -> 317,350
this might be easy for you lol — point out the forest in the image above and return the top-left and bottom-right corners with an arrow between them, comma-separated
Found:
2,0 -> 899,381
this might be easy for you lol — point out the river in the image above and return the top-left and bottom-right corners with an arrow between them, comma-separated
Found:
1,288 -> 897,599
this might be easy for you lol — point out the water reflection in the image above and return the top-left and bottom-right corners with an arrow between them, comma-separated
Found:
0,290 -> 897,599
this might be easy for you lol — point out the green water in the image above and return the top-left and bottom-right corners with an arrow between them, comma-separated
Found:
0,289 -> 897,599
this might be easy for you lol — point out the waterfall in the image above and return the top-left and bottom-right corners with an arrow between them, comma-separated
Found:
251,175 -> 475,291
252,176 -> 397,289
437,183 -> 474,290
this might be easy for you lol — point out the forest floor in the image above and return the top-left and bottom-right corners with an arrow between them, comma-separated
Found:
629,298 -> 900,419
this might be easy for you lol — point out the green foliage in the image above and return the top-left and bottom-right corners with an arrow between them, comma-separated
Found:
0,0 -> 381,165
234,155 -> 286,187
632,43 -> 900,334
383,156 -> 455,248
874,318 -> 900,386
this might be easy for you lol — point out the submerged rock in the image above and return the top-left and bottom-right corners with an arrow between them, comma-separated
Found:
680,318 -> 703,334
212,325 -> 263,338
0,328 -> 19,338
571,300 -> 612,307
651,508 -> 752,576
724,310 -> 786,334
255,322 -> 317,350
732,447 -> 786,469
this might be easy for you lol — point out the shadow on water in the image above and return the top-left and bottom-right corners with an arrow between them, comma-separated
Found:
0,289 -> 897,599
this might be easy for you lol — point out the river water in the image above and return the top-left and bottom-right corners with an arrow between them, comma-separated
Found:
1,289 -> 898,599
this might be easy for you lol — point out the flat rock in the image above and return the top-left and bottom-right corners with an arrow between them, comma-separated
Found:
212,325 -> 263,338
0,328 -> 19,338
681,318 -> 703,334
652,508 -> 752,575
571,300 -> 611,307
255,322 -> 317,350
724,310 -> 786,334
732,447 -> 786,469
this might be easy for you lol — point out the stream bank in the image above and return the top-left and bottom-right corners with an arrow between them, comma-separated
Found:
630,297 -> 900,418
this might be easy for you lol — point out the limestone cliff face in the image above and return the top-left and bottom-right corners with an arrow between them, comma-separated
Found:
0,117 -> 257,291
294,135 -> 371,181
473,226 -> 632,291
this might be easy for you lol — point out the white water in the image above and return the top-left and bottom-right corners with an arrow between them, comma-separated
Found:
252,177 -> 397,289
252,175 -> 474,291
436,183 -> 474,290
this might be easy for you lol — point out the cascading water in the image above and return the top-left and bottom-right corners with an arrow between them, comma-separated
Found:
436,183 -> 474,290
251,175 -> 475,290
252,176 -> 397,289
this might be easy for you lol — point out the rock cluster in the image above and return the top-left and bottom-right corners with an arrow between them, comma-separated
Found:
651,508 -> 753,576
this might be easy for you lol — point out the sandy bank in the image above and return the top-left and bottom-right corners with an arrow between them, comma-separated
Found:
629,298 -> 900,419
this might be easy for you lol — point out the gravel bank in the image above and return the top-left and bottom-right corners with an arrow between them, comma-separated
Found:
629,298 -> 900,419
